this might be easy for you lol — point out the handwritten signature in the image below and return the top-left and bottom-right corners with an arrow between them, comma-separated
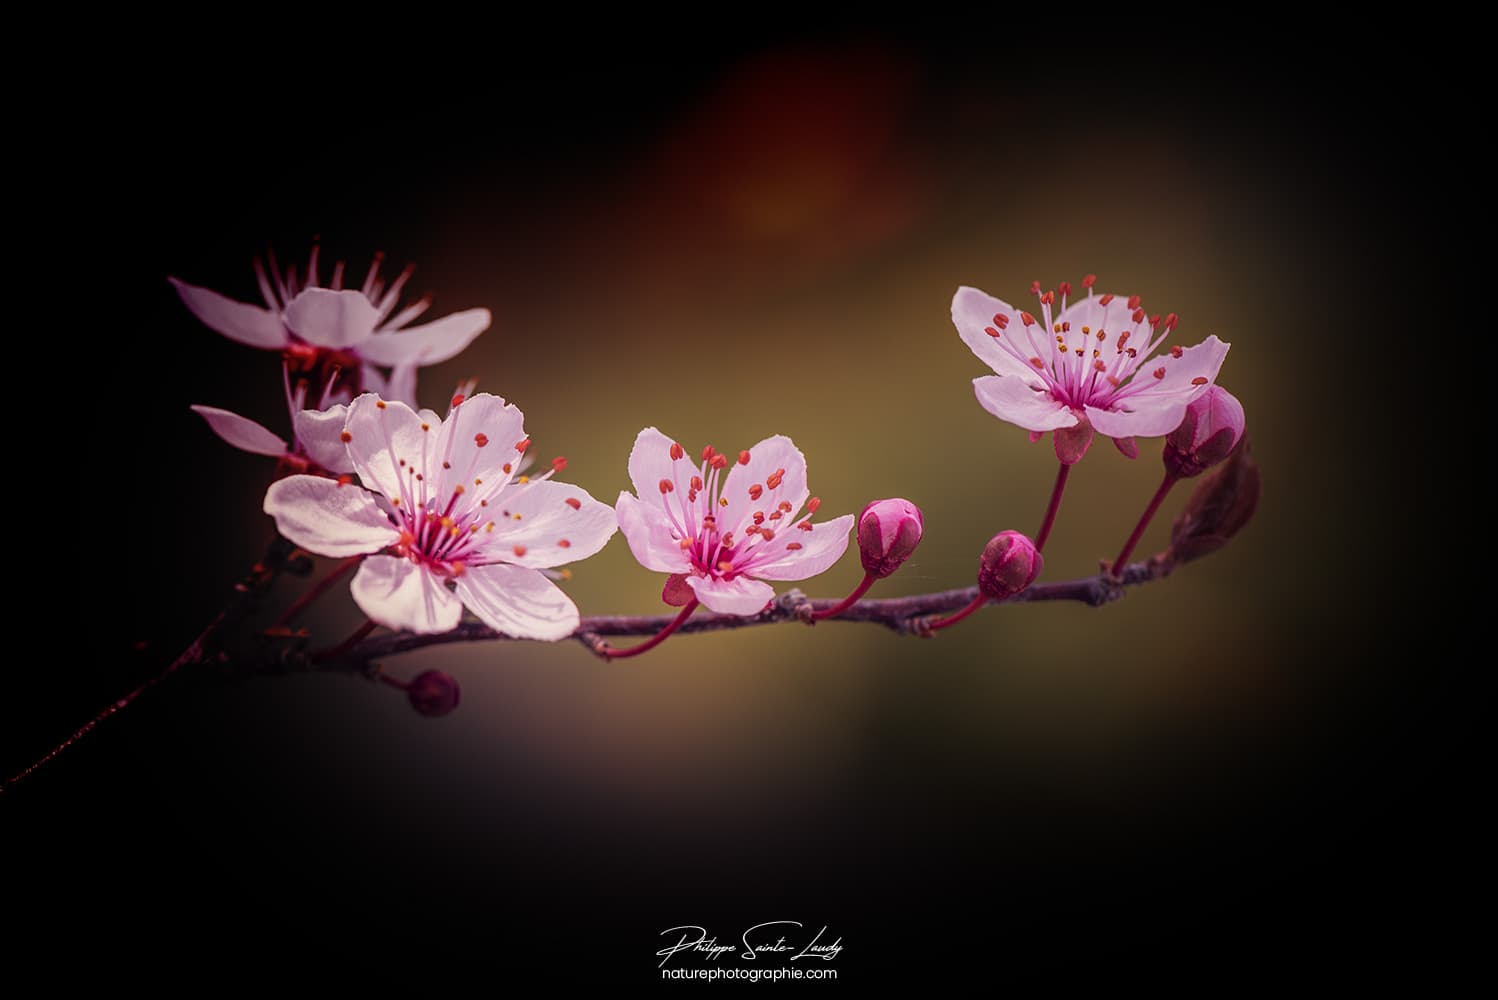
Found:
657,922 -> 843,967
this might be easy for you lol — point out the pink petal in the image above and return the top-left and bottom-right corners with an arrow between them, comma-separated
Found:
480,480 -> 617,569
952,285 -> 1038,379
351,555 -> 462,634
615,492 -> 691,573
360,365 -> 387,396
686,574 -> 775,616
386,363 -> 418,407
169,278 -> 288,349
433,393 -> 526,500
342,394 -> 437,504
358,309 -> 492,366
263,474 -> 401,557
454,562 -> 580,641
1085,399 -> 1189,440
1088,335 -> 1231,439
719,434 -> 809,538
626,427 -> 683,514
283,288 -> 380,349
1056,291 -> 1142,345
972,376 -> 1078,432
748,513 -> 854,581
190,405 -> 287,457
292,404 -> 353,474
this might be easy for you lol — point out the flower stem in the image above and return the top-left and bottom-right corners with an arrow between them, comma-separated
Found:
925,592 -> 988,632
603,600 -> 699,659
1034,462 -> 1071,554
315,619 -> 378,663
812,572 -> 876,621
1110,472 -> 1178,576
275,556 -> 362,626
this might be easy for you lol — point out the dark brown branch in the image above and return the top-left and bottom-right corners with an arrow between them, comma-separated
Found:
327,557 -> 1169,669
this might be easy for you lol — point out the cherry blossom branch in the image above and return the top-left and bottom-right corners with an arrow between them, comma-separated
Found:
318,557 -> 1169,670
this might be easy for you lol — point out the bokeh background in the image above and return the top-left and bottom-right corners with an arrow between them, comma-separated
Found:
12,28 -> 1478,978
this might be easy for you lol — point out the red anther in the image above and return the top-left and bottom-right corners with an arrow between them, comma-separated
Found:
701,445 -> 716,461
720,533 -> 734,548
565,497 -> 581,509
1153,367 -> 1167,379
746,524 -> 761,535
421,423 -> 430,432
513,545 -> 527,557
502,463 -> 512,474
659,479 -> 674,494
753,511 -> 765,524
1127,348 -> 1138,358
687,490 -> 698,502
738,450 -> 751,465
760,529 -> 775,541
749,484 -> 763,500
1031,357 -> 1045,368
340,430 -> 352,443
1030,280 -> 1041,294
778,500 -> 793,513
474,433 -> 489,448
710,453 -> 728,470
450,393 -> 465,408
687,475 -> 701,492
1093,360 -> 1107,372
558,539 -> 571,548
994,313 -> 1010,329
1062,322 -> 1070,333
807,497 -> 821,513
1099,294 -> 1115,305
786,542 -> 803,551
376,400 -> 387,409
515,438 -> 530,452
985,326 -> 1001,338
1096,330 -> 1107,342
766,468 -> 785,489
797,521 -> 814,531
1149,314 -> 1161,328
1041,290 -> 1055,305
552,456 -> 567,471
1132,308 -> 1146,324
769,510 -> 783,521
1020,312 -> 1036,327
1164,312 -> 1179,330
1127,295 -> 1141,310
1170,345 -> 1184,359
670,442 -> 684,461
453,484 -> 466,495
1106,375 -> 1121,387
1191,376 -> 1209,385
702,515 -> 717,530
1058,281 -> 1072,297
1082,274 -> 1097,288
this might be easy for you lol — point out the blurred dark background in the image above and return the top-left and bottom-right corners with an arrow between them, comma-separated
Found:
8,24 -> 1483,980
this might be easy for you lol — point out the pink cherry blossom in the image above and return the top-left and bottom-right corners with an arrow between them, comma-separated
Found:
191,366 -> 355,474
170,245 -> 489,405
615,429 -> 854,615
263,393 -> 617,638
953,276 -> 1230,447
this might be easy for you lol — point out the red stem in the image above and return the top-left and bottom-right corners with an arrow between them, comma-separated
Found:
1034,462 -> 1071,553
275,556 -> 362,626
811,572 -> 876,620
315,619 -> 378,663
925,592 -> 988,632
1111,472 -> 1178,576
603,600 -> 699,659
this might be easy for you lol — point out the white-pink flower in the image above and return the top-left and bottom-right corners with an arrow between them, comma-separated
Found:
170,245 -> 489,405
953,277 -> 1230,445
191,367 -> 354,473
615,429 -> 854,615
264,392 -> 617,639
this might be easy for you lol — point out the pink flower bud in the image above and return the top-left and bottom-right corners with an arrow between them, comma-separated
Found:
857,498 -> 924,578
977,530 -> 1043,600
407,670 -> 461,717
1163,386 -> 1245,479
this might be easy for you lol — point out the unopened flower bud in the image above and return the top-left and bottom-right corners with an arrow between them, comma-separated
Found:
407,670 -> 461,717
857,498 -> 924,578
1163,386 -> 1245,479
977,530 -> 1043,600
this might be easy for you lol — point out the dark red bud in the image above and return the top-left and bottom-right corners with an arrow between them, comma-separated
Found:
1168,436 -> 1260,564
1163,386 -> 1246,479
407,670 -> 461,717
977,530 -> 1043,601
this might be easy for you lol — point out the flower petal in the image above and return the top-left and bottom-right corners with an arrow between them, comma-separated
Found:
169,278 -> 288,349
263,474 -> 401,557
358,309 -> 492,366
626,426 -> 683,514
1088,336 -> 1231,439
478,480 -> 617,569
972,376 -> 1078,432
719,434 -> 809,539
952,285 -> 1039,379
616,492 -> 691,573
283,288 -> 380,349
686,574 -> 775,616
748,513 -> 854,581
190,405 -> 288,457
351,555 -> 462,634
292,404 -> 354,474
342,394 -> 438,504
454,562 -> 579,641
433,393 -> 527,499
386,363 -> 418,407
1056,291 -> 1145,346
